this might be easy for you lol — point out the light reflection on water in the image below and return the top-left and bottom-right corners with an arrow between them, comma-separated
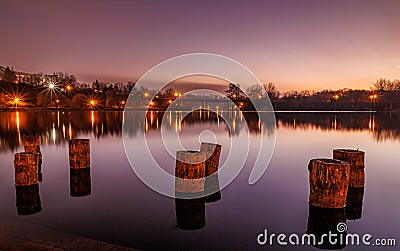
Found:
0,111 -> 399,250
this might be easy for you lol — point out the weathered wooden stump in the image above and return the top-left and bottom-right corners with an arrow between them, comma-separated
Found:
200,142 -> 222,202
175,151 -> 206,193
333,149 -> 365,187
345,187 -> 364,220
175,198 -> 206,230
70,168 -> 91,197
200,142 -> 221,176
307,205 -> 346,249
308,158 -> 350,208
69,139 -> 90,169
204,172 -> 221,203
14,152 -> 40,186
23,135 -> 42,160
15,184 -> 42,215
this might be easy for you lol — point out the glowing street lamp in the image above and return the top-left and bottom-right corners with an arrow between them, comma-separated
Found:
66,85 -> 72,91
48,83 -> 55,89
370,94 -> 378,103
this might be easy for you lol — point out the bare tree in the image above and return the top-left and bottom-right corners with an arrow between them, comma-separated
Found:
263,82 -> 279,99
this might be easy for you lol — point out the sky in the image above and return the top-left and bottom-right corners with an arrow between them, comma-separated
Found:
1,0 -> 399,91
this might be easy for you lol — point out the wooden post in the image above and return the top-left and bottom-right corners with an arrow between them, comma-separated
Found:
345,187 -> 364,220
307,205 -> 346,249
204,172 -> 221,203
175,151 -> 206,194
38,160 -> 43,182
200,142 -> 222,203
200,142 -> 221,176
333,149 -> 365,187
308,158 -> 350,208
175,198 -> 205,230
70,168 -> 91,197
23,135 -> 42,160
14,152 -> 40,186
69,139 -> 90,169
15,184 -> 42,215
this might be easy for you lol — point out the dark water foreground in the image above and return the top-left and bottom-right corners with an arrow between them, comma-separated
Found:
0,111 -> 399,250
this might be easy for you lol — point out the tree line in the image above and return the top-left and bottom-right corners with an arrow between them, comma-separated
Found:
0,66 -> 399,111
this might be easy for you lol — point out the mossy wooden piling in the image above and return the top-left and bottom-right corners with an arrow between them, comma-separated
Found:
15,184 -> 42,215
308,158 -> 350,208
69,139 -> 90,169
23,135 -> 42,160
175,151 -> 206,193
333,149 -> 365,187
70,168 -> 91,197
14,152 -> 40,186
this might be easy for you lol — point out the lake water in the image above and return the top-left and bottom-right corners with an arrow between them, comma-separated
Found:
0,110 -> 399,250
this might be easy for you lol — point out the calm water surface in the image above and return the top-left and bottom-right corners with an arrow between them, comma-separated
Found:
0,111 -> 399,250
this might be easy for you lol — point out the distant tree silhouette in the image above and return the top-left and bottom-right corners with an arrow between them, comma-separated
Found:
225,83 -> 245,100
3,67 -> 17,83
263,82 -> 279,99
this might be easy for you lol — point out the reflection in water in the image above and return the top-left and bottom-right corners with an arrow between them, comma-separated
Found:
175,174 -> 222,230
307,205 -> 346,249
15,184 -> 42,215
1,111 -> 400,152
276,112 -> 400,142
175,197 -> 206,230
346,187 -> 365,220
70,168 -> 91,197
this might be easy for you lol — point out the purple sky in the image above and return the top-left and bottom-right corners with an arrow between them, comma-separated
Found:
1,0 -> 399,91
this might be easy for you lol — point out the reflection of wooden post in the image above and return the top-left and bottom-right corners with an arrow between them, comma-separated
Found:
14,153 -> 40,186
308,158 -> 350,208
16,184 -> 42,215
333,149 -> 365,187
70,168 -> 91,197
175,151 -> 206,193
200,142 -> 221,176
23,135 -> 42,160
346,187 -> 364,220
175,198 -> 205,230
307,205 -> 346,249
69,139 -> 90,169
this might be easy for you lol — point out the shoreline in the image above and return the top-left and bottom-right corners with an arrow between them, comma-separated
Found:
0,108 -> 399,112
